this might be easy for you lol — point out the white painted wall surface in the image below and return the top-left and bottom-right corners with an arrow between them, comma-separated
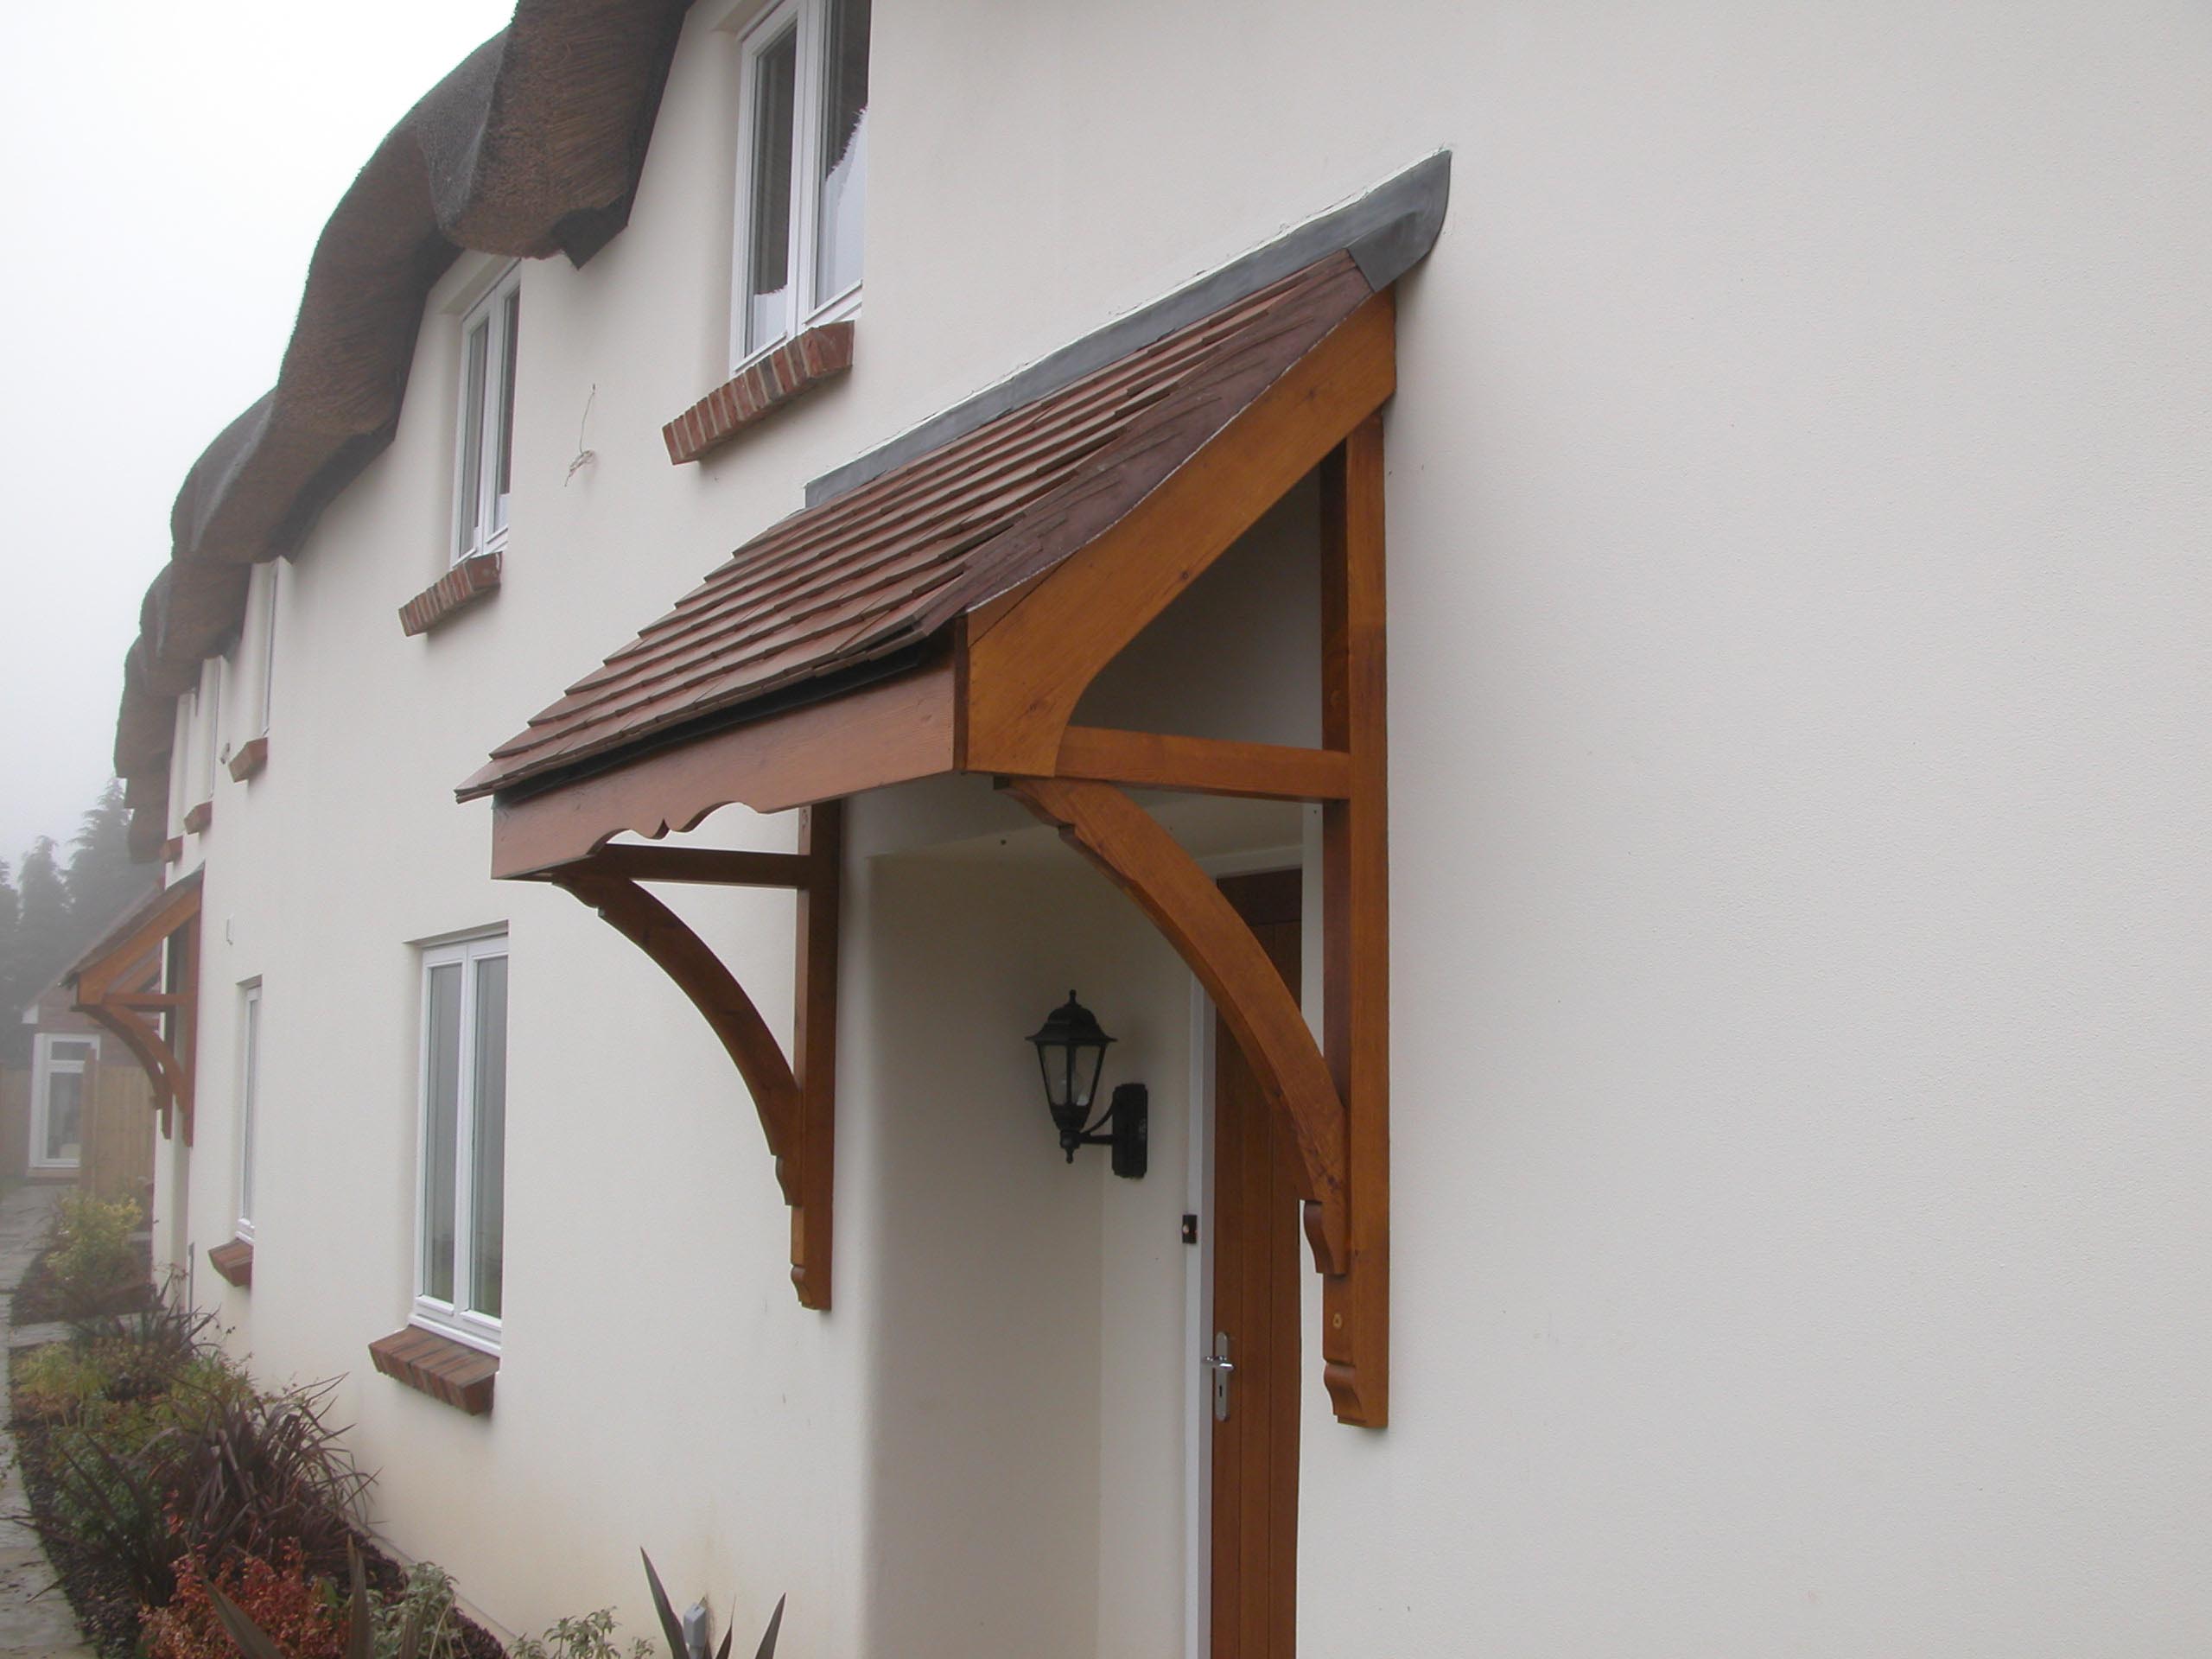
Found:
162,0 -> 2212,1654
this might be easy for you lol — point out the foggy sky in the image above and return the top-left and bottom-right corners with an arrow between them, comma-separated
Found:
0,2 -> 517,872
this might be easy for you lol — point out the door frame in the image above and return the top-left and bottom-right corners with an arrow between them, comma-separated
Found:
1183,836 -> 1313,1659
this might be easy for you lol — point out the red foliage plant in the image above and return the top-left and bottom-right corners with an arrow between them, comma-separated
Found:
143,1541 -> 346,1659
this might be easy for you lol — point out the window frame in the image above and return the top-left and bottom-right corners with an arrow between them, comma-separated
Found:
29,1033 -> 96,1172
449,264 -> 523,569
236,982 -> 261,1242
728,0 -> 868,372
198,657 -> 222,802
411,932 -> 509,1354
251,564 -> 278,738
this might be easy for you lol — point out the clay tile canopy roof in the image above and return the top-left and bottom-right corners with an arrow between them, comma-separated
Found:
462,249 -> 1387,802
461,146 -> 1459,804
111,0 -> 694,855
66,867 -> 202,990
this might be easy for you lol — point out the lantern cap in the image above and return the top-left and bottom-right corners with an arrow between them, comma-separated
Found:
1028,990 -> 1115,1050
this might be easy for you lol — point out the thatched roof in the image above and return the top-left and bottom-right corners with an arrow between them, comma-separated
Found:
115,0 -> 693,849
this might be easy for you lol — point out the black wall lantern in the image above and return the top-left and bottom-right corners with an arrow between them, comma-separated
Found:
1027,991 -> 1147,1179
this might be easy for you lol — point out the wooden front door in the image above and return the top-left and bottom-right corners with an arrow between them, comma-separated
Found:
1210,869 -> 1302,1658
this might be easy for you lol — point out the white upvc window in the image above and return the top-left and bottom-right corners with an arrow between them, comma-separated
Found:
730,0 -> 870,367
29,1033 -> 95,1170
198,658 -> 222,801
251,564 -> 278,737
237,983 -> 261,1242
451,265 -> 521,566
171,690 -> 197,830
413,933 -> 508,1351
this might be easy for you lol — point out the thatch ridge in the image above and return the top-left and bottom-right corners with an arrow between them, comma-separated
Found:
114,0 -> 694,844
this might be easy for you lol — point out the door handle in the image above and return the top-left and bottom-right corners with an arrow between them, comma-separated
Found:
1204,1332 -> 1234,1421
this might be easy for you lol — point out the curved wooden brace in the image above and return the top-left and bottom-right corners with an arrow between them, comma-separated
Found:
72,876 -> 201,1144
80,1002 -> 187,1142
547,870 -> 803,1196
540,801 -> 841,1311
1006,776 -> 1349,1275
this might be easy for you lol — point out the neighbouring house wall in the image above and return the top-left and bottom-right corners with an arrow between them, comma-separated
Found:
159,1 -> 2212,1656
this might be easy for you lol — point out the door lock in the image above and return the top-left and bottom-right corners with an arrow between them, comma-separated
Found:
1203,1332 -> 1234,1421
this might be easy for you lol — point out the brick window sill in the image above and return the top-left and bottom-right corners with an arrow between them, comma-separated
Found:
369,1325 -> 498,1415
226,736 -> 269,784
208,1238 -> 253,1288
399,550 -> 502,638
663,321 -> 855,466
181,800 -> 213,835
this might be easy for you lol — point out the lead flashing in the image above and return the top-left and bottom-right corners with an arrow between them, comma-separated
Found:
804,150 -> 1452,509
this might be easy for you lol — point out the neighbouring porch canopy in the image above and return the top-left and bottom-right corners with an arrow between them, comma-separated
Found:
461,156 -> 1450,1428
67,868 -> 203,1144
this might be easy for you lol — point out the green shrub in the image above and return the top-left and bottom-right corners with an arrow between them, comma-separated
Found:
16,1344 -> 110,1424
47,1193 -> 146,1316
372,1559 -> 467,1659
509,1608 -> 654,1659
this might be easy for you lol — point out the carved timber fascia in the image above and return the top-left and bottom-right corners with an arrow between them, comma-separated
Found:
530,804 -> 842,1310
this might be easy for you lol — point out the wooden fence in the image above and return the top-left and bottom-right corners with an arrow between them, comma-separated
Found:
81,1064 -> 156,1211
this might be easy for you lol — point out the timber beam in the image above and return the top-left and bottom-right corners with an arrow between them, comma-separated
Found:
71,873 -> 202,1143
1048,728 -> 1352,802
531,804 -> 842,1310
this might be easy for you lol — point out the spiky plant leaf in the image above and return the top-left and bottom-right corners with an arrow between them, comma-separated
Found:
205,1580 -> 291,1659
345,1541 -> 372,1658
639,1549 -> 690,1659
753,1595 -> 785,1659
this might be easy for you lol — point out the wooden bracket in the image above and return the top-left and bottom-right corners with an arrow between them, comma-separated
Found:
989,412 -> 1393,1426
537,803 -> 841,1309
72,874 -> 202,1144
1008,777 -> 1350,1272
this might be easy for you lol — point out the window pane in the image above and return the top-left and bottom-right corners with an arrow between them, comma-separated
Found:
239,994 -> 259,1226
745,26 -> 799,353
493,288 -> 518,534
256,564 -> 278,734
52,1041 -> 95,1065
813,0 -> 870,306
456,319 -> 489,557
422,963 -> 462,1304
46,1071 -> 81,1162
468,956 -> 508,1320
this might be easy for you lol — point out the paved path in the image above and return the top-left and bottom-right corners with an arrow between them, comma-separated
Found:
0,1185 -> 97,1658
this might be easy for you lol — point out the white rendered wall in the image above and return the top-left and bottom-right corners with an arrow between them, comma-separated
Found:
165,0 -> 2212,1654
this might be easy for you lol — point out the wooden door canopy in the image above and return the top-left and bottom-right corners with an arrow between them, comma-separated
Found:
469,159 -> 1444,1421
69,869 -> 203,1143
523,804 -> 841,1311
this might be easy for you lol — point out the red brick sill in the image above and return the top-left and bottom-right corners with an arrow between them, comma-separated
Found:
226,736 -> 269,784
369,1325 -> 497,1415
207,1238 -> 253,1288
181,800 -> 213,835
162,836 -> 184,865
663,321 -> 855,466
399,550 -> 502,638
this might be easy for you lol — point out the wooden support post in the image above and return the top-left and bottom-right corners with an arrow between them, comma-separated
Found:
789,801 -> 841,1310
1319,414 -> 1390,1427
